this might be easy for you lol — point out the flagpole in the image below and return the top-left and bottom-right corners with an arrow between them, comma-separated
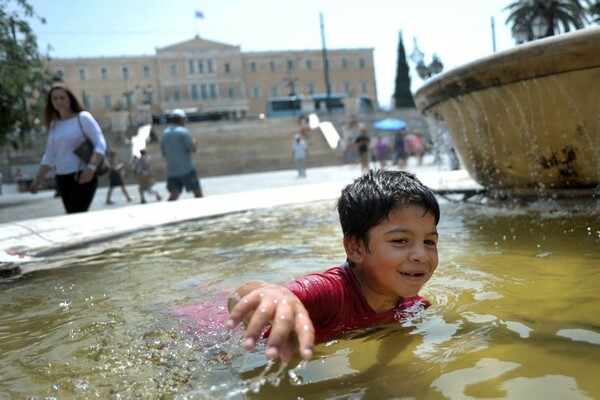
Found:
195,10 -> 204,37
320,13 -> 332,114
491,16 -> 497,53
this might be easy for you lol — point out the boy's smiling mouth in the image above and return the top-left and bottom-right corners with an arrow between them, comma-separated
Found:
399,270 -> 427,278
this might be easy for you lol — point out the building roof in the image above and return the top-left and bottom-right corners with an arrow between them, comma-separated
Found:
157,35 -> 240,53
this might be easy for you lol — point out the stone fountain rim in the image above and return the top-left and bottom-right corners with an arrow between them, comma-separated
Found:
414,26 -> 600,114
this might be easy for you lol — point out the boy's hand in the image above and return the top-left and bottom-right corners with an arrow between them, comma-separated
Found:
226,282 -> 314,362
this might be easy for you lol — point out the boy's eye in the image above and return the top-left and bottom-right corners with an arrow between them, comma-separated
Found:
425,240 -> 437,246
392,238 -> 408,244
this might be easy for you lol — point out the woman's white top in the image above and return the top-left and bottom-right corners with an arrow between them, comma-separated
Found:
41,111 -> 107,175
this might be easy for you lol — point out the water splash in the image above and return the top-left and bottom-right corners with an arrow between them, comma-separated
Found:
180,357 -> 298,399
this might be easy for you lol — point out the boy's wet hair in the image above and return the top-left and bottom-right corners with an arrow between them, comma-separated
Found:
337,169 -> 440,247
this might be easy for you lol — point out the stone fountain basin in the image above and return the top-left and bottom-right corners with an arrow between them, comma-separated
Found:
414,27 -> 600,197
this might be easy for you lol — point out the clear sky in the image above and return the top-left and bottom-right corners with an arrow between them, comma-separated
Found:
25,0 -> 516,109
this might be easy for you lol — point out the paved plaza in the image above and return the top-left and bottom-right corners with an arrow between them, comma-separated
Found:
0,157 -> 481,267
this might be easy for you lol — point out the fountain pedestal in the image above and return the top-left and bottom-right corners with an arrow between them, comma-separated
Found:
415,27 -> 600,198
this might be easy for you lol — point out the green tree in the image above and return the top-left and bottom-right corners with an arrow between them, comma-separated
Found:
392,31 -> 414,109
0,0 -> 53,149
590,0 -> 600,22
505,0 -> 592,43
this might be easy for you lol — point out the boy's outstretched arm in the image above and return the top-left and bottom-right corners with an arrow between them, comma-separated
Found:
226,280 -> 315,362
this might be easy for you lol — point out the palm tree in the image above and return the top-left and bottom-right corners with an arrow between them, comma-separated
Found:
505,0 -> 592,43
590,0 -> 600,22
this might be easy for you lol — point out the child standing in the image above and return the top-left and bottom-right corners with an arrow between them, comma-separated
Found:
134,148 -> 162,203
226,169 -> 440,362
105,149 -> 134,205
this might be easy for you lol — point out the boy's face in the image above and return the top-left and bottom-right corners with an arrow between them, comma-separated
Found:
347,205 -> 439,310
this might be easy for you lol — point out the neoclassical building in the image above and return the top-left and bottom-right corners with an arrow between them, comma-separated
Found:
47,36 -> 378,127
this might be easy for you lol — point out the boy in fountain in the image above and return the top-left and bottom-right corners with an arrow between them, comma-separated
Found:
226,169 -> 440,362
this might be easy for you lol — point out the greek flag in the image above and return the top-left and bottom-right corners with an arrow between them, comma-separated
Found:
195,10 -> 204,19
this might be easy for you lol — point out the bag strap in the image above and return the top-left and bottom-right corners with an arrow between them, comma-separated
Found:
75,112 -> 90,171
76,112 -> 88,140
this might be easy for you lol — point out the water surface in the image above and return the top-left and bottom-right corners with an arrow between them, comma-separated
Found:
1,200 -> 598,399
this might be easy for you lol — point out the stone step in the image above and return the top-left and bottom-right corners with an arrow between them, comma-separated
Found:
131,117 -> 343,181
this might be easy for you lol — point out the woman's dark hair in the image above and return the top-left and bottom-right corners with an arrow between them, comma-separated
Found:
44,83 -> 86,130
337,169 -> 440,249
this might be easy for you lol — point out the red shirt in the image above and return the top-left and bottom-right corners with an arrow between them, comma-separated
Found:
284,263 -> 430,343
173,263 -> 430,344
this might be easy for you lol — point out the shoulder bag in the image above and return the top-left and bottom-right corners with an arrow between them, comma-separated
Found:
74,113 -> 110,176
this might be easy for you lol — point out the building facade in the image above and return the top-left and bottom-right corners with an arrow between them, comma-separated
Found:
47,36 -> 378,127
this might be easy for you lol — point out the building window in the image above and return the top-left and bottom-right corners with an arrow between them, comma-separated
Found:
173,90 -> 181,102
170,63 -> 178,76
100,68 -> 108,80
249,61 -> 257,72
227,87 -> 235,98
224,62 -> 231,73
344,82 -> 352,94
188,60 -> 196,74
361,81 -> 369,93
191,84 -> 200,100
200,84 -> 208,99
124,92 -> 133,107
307,83 -> 316,95
269,60 -> 276,72
81,92 -> 90,108
103,94 -> 112,109
209,83 -> 218,98
78,68 -> 87,80
287,59 -> 293,71
145,91 -> 154,104
207,59 -> 214,73
197,60 -> 204,73
143,65 -> 151,77
358,57 -> 366,68
251,86 -> 260,99
122,66 -> 130,79
304,59 -> 313,70
341,57 -> 349,69
271,85 -> 279,97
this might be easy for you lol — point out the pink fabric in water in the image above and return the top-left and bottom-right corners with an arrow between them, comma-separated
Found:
172,293 -> 230,333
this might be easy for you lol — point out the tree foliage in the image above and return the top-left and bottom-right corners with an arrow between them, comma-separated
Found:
392,31 -> 414,109
505,0 -> 592,42
590,0 -> 600,22
0,0 -> 54,149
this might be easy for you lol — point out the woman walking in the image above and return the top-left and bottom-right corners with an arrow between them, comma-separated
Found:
30,83 -> 107,214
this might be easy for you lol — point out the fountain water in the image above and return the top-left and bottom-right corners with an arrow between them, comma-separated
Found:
414,27 -> 600,199
1,201 -> 598,398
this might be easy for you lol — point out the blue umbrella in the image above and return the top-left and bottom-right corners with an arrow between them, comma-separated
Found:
373,118 -> 407,131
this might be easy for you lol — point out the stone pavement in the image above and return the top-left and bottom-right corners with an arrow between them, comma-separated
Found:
0,157 -> 482,264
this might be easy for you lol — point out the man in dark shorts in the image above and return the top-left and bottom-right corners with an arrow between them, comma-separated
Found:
160,109 -> 203,201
